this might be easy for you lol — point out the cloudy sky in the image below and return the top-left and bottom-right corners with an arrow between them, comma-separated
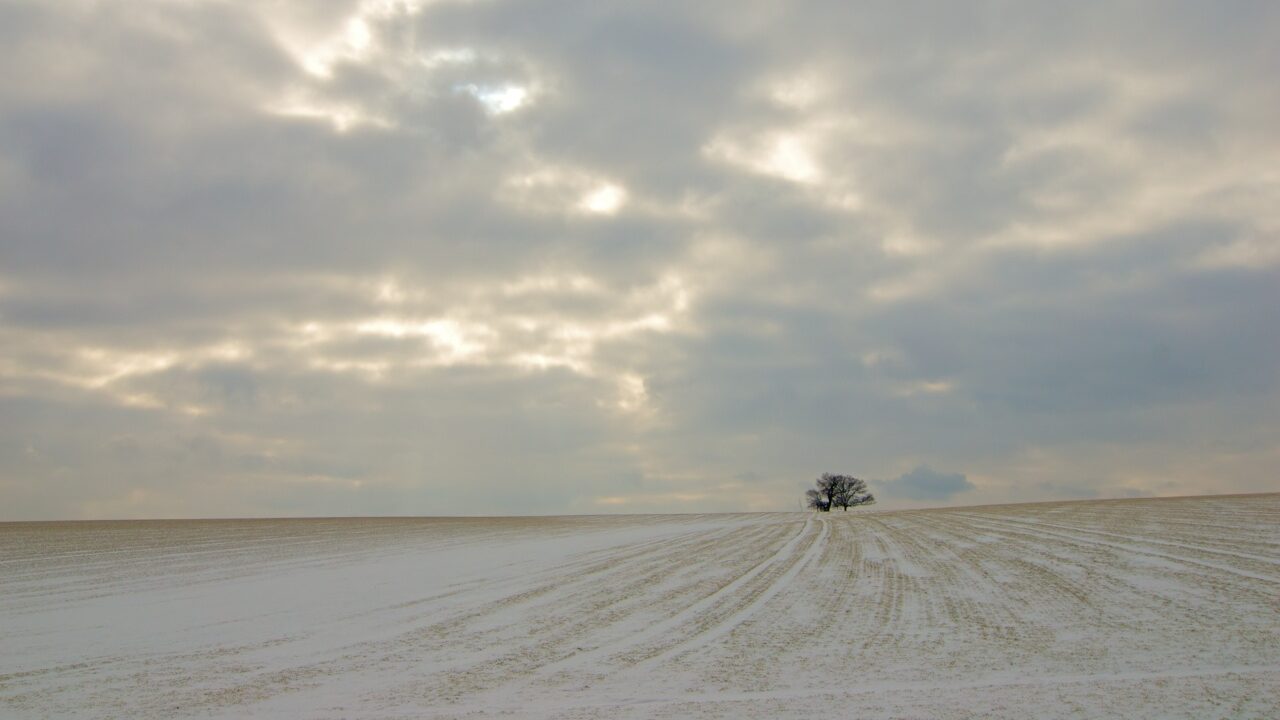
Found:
2,1 -> 1277,520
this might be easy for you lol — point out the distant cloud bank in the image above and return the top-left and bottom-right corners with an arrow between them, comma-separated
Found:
881,467 -> 975,501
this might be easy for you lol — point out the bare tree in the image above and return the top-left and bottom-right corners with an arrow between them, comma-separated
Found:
805,488 -> 830,512
807,473 -> 875,512
831,475 -> 874,510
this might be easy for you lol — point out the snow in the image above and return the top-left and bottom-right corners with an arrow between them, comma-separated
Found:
1,495 -> 1277,718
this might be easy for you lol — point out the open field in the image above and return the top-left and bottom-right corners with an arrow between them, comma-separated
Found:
2,494 -> 1277,718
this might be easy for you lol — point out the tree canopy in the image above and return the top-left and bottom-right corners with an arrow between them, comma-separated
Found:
806,474 -> 875,512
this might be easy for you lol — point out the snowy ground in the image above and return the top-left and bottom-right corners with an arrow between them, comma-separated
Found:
2,494 -> 1277,719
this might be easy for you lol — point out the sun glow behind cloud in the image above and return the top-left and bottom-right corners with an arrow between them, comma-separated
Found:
257,1 -> 534,133
503,167 -> 631,216
455,83 -> 530,114
578,184 -> 626,214
305,274 -> 688,378
1,269 -> 697,435
706,131 -> 822,184
264,0 -> 449,78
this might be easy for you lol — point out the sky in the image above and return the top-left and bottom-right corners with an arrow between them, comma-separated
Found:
1,1 -> 1277,520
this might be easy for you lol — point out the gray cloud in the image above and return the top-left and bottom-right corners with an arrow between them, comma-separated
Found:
880,467 -> 975,501
2,1 -> 1278,519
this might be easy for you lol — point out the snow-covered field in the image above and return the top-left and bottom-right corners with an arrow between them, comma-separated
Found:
2,495 -> 1277,719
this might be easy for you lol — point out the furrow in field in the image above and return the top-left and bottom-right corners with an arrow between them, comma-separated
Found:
654,513 -> 923,695
953,511 -> 1280,586
323,520 -> 754,639
320,516 -> 806,713
522,516 -> 814,677
433,515 -> 827,710
2,517 -> 776,719
435,663 -> 1280,720
880,513 -> 1052,650
849,512 -> 1062,680
625,515 -> 832,672
988,513 -> 1280,566
178,522 -> 785,714
938,509 -> 1279,672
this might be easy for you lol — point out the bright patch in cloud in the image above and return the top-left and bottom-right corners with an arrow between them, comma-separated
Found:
420,47 -> 479,67
266,95 -> 392,132
76,348 -> 178,389
896,379 -> 955,397
579,184 -> 626,214
504,166 -> 629,216
706,131 -> 821,184
500,274 -> 603,296
355,318 -> 490,362
457,83 -> 529,114
768,72 -> 827,109
265,0 -> 443,78
881,234 -> 934,257
613,374 -> 649,413
291,14 -> 379,77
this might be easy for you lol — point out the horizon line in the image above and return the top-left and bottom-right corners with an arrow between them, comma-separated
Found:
2,490 -> 1275,525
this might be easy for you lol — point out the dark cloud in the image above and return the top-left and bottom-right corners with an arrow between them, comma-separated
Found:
880,467 -> 975,501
